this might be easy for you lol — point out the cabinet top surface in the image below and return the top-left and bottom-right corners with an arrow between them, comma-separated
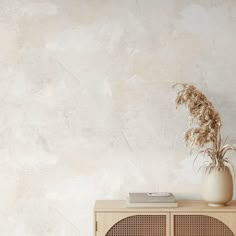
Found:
94,200 -> 236,212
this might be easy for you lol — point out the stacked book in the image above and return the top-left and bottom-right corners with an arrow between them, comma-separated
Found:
127,192 -> 178,208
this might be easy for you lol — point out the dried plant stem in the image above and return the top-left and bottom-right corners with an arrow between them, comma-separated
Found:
174,83 -> 236,174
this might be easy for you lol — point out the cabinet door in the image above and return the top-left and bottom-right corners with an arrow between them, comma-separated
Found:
171,212 -> 236,236
95,212 -> 170,236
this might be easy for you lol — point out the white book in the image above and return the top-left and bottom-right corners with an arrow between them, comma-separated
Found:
126,202 -> 178,208
128,192 -> 177,203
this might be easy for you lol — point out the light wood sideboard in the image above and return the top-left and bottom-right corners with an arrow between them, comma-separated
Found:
94,200 -> 236,236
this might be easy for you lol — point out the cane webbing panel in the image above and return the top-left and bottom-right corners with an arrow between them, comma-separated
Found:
106,215 -> 166,236
174,215 -> 234,236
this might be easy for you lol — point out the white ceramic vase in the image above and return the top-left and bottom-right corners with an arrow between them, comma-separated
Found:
201,166 -> 233,207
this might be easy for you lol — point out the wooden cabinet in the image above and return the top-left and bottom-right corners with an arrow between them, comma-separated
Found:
94,200 -> 236,236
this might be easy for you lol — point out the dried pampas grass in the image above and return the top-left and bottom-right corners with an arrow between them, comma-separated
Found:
174,83 -> 236,173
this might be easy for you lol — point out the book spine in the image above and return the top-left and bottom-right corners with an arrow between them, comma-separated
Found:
127,202 -> 178,208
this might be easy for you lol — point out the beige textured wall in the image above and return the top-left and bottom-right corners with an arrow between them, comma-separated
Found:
1,0 -> 236,235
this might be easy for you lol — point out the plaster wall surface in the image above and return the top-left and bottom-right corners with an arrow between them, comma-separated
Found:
0,0 -> 236,235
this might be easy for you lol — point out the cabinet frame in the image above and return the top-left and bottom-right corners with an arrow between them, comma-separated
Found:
94,200 -> 236,236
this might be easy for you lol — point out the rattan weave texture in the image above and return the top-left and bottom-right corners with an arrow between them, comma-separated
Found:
174,215 -> 234,236
106,215 -> 166,236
